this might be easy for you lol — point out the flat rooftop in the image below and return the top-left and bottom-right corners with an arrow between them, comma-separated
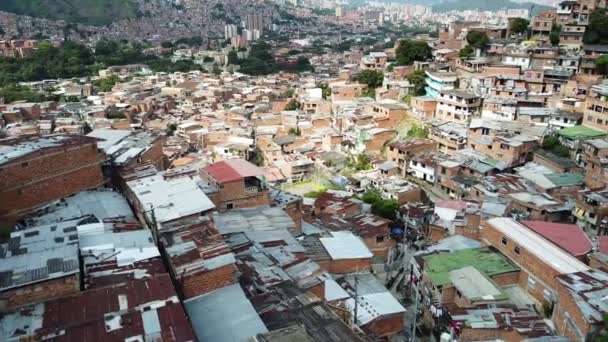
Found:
423,247 -> 520,287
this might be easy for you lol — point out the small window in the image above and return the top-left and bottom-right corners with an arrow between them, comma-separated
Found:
501,237 -> 508,246
22,162 -> 28,167
514,246 -> 521,255
376,236 -> 385,243
226,203 -> 234,209
528,276 -> 537,289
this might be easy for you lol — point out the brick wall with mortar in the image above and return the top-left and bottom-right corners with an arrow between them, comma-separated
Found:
553,280 -> 589,342
363,314 -> 404,338
0,141 -> 103,218
179,264 -> 238,300
481,223 -> 563,304
0,274 -> 80,310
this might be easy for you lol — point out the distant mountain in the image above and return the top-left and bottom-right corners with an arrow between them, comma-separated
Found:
431,0 -> 552,15
0,0 -> 140,26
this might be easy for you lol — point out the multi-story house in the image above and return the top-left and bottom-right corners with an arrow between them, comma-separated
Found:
387,139 -> 437,177
434,90 -> 481,124
583,84 -> 608,131
425,70 -> 457,98
530,10 -> 557,44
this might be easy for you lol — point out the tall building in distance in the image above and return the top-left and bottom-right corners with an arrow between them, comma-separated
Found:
245,14 -> 264,33
224,24 -> 238,40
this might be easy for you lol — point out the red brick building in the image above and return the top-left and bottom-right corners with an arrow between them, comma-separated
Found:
553,269 -> 608,342
0,135 -> 104,221
302,232 -> 373,274
159,218 -> 237,299
482,218 -> 589,305
200,159 -> 271,211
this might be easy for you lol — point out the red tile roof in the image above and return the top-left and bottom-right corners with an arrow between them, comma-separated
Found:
435,200 -> 476,211
520,220 -> 593,257
203,159 -> 264,183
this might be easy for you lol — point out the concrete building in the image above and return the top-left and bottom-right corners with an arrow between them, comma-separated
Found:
435,90 -> 481,124
425,70 -> 458,98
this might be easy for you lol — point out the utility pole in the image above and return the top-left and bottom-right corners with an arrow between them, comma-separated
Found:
411,279 -> 419,342
354,273 -> 359,326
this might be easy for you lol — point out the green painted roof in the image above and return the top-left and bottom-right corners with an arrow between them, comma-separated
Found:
422,248 -> 520,287
545,172 -> 584,187
557,126 -> 606,140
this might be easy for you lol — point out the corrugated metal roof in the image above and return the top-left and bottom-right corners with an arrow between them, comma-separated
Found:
185,284 -> 268,342
520,220 -> 592,257
488,218 -> 589,274
127,173 -> 215,224
319,231 -> 373,260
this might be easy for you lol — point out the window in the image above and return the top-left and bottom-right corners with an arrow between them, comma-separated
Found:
226,203 -> 234,209
21,162 -> 28,167
527,276 -> 537,289
376,236 -> 385,243
501,237 -> 508,246
514,246 -> 521,255
543,289 -> 555,302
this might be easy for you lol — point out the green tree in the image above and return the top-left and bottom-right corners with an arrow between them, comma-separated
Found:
212,63 -> 221,75
238,41 -> 279,75
227,49 -> 239,65
360,188 -> 399,221
288,127 -> 301,136
459,45 -> 474,59
351,153 -> 372,171
360,88 -> 376,98
510,18 -> 530,35
466,31 -> 490,50
584,8 -> 608,44
319,83 -> 332,99
542,135 -> 570,158
406,124 -> 429,138
595,55 -> 608,75
550,25 -> 562,46
407,69 -> 426,96
357,69 -> 384,89
94,75 -> 121,92
166,123 -> 177,136
282,56 -> 313,73
395,39 -> 432,66
0,84 -> 50,103
285,99 -> 301,110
